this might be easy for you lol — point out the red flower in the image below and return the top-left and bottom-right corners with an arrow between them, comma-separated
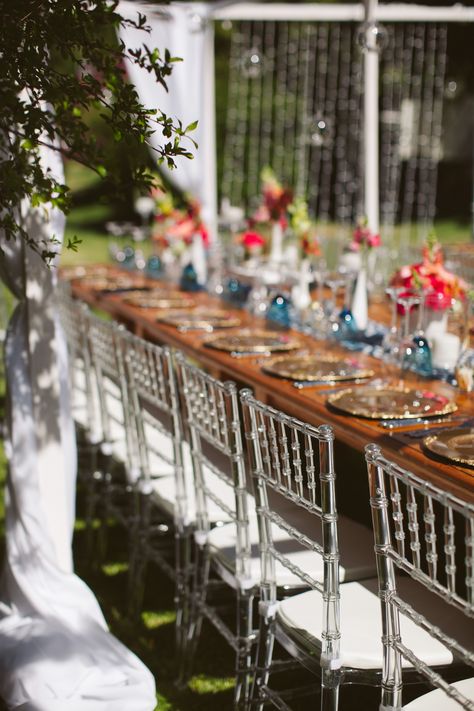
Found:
240,231 -> 265,249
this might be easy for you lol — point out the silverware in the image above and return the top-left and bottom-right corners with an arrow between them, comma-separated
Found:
293,377 -> 370,390
380,415 -> 466,430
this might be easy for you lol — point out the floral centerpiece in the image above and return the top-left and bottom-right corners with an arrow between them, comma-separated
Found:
390,236 -> 467,309
349,217 -> 382,252
236,230 -> 267,261
251,167 -> 293,263
152,189 -> 209,258
390,237 -> 469,369
288,196 -> 320,260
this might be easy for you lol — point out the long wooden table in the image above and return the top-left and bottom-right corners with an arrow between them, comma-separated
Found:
69,267 -> 474,504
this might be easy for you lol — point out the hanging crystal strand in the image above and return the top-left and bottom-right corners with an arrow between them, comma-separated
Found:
221,21 -> 242,208
285,23 -> 301,188
232,22 -> 252,211
400,23 -> 426,251
424,24 -> 448,231
295,24 -> 314,198
415,23 -> 438,243
333,24 -> 357,231
319,22 -> 342,224
348,25 -> 365,223
272,21 -> 289,181
259,21 -> 276,174
246,20 -> 265,207
380,23 -> 401,245
308,22 -> 328,216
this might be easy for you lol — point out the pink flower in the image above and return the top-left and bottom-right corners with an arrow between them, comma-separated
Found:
367,232 -> 381,248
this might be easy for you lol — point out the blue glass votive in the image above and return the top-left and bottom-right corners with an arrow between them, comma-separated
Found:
267,294 -> 292,329
121,245 -> 136,270
411,334 -> 433,377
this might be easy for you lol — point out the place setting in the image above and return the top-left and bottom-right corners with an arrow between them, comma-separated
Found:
124,290 -> 196,310
261,353 -> 375,388
204,329 -> 304,356
157,308 -> 241,332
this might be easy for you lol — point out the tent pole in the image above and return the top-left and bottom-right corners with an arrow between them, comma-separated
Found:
202,14 -> 218,242
363,0 -> 380,233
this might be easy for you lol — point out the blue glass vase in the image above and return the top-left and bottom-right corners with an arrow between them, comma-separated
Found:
224,278 -> 251,306
337,307 -> 358,341
267,294 -> 292,329
121,245 -> 136,270
180,263 -> 203,292
146,255 -> 163,280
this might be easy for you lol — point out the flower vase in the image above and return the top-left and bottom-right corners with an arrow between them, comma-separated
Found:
270,221 -> 284,263
291,259 -> 312,311
351,267 -> 368,331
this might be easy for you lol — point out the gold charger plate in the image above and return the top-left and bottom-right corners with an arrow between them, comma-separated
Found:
262,354 -> 374,382
327,385 -> 457,420
125,291 -> 195,309
205,330 -> 302,353
423,428 -> 474,468
158,309 -> 241,330
76,275 -> 144,291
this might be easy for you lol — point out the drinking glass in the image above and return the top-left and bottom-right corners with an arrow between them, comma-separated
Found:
325,270 -> 347,339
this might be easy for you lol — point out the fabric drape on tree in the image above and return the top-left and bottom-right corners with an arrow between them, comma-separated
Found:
118,1 -> 218,239
0,143 -> 155,710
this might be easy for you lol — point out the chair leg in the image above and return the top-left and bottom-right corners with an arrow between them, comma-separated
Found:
251,612 -> 275,711
177,539 -> 210,687
234,589 -> 255,710
128,490 -> 149,619
320,667 -> 341,711
174,525 -> 192,669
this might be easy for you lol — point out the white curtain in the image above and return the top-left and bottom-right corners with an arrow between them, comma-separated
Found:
0,143 -> 156,710
119,1 -> 218,240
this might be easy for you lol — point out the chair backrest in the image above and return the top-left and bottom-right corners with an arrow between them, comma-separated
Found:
365,443 -> 474,709
58,286 -> 102,443
175,351 -> 251,584
240,388 -> 340,668
121,330 -> 187,521
87,314 -> 138,481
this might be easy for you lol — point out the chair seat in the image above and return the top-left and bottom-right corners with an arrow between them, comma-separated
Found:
276,578 -> 470,671
207,508 -> 376,588
403,677 -> 474,710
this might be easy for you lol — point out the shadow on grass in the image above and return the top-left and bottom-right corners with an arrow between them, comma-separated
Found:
73,507 -> 235,711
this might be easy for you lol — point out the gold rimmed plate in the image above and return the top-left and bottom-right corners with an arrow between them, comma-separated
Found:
205,330 -> 302,353
262,354 -> 375,382
62,265 -> 109,280
125,291 -> 195,309
158,309 -> 241,331
76,275 -> 146,291
423,428 -> 474,468
327,385 -> 457,420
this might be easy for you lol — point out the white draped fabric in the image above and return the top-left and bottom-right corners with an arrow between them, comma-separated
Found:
0,144 -> 155,710
118,1 -> 218,240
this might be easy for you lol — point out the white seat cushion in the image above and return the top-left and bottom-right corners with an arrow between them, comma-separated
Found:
276,578 -> 471,670
207,500 -> 376,587
403,677 -> 474,710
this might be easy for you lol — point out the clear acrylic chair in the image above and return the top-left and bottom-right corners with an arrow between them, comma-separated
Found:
58,286 -> 104,550
365,443 -> 474,711
87,313 -> 140,558
121,330 -> 191,644
175,351 -> 256,707
240,389 -> 381,710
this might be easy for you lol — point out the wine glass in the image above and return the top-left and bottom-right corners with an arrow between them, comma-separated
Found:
397,292 -> 432,382
382,285 -> 404,364
325,270 -> 347,339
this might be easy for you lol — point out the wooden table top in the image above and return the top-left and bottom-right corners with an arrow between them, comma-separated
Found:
67,265 -> 474,504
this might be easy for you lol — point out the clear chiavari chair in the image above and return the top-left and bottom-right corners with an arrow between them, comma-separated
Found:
58,285 -> 103,548
87,313 -> 140,555
240,390 -> 381,710
365,444 -> 474,711
121,330 -> 191,640
175,351 -> 256,706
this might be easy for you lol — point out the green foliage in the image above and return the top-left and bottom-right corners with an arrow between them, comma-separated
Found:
0,0 -> 197,262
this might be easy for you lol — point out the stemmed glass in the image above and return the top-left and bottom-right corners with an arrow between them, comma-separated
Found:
382,285 -> 404,363
325,269 -> 347,339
